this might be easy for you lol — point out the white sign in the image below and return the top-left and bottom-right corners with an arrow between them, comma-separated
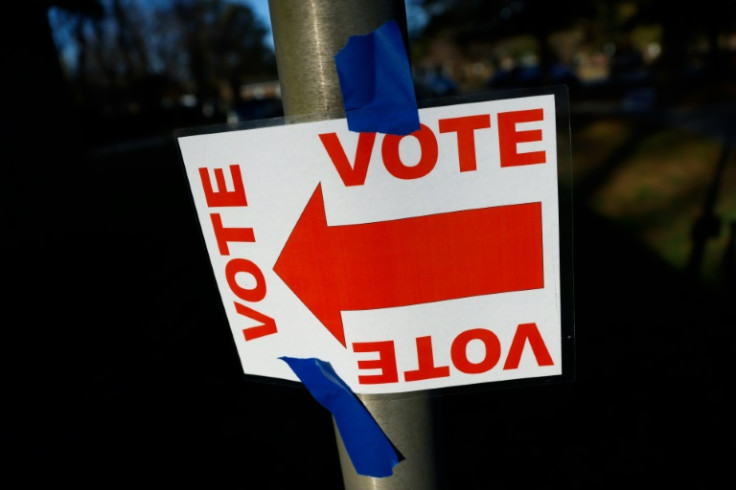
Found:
177,92 -> 570,395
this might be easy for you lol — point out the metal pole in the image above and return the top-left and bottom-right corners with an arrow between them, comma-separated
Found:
267,1 -> 438,488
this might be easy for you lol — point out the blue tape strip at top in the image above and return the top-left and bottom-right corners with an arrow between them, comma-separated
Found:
280,356 -> 401,478
335,19 -> 420,136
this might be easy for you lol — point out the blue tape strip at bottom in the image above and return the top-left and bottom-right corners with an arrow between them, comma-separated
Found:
280,356 -> 401,478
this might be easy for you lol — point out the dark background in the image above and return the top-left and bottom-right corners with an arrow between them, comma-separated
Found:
3,1 -> 734,487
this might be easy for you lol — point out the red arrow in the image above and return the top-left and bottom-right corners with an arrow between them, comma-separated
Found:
274,185 -> 544,346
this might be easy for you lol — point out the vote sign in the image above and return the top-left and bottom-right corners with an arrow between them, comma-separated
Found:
177,89 -> 574,395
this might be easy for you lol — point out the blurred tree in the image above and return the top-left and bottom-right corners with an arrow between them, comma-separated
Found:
414,0 -> 736,98
1,0 -> 104,238
621,0 -> 736,102
168,0 -> 276,109
48,0 -> 276,141
414,0 -> 598,86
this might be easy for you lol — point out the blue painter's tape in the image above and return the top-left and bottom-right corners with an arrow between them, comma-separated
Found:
335,19 -> 420,135
280,356 -> 401,478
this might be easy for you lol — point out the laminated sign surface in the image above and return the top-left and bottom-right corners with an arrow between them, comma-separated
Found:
176,88 -> 574,395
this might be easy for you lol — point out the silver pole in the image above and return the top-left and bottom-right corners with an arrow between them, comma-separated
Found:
267,1 -> 438,488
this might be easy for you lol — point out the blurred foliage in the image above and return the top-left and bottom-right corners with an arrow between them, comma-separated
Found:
48,0 -> 276,143
44,0 -> 736,143
411,0 -> 736,98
